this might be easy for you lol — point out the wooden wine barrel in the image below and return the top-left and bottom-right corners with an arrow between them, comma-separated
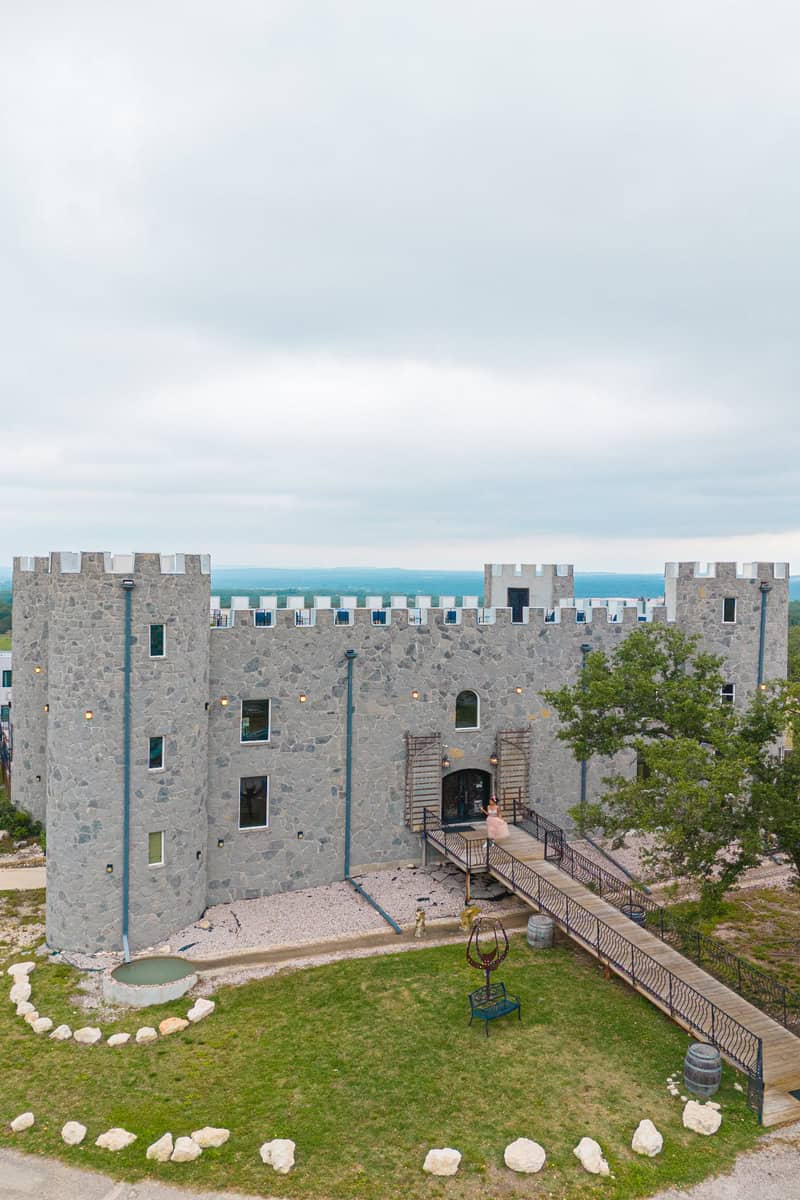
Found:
621,902 -> 647,927
526,914 -> 554,949
684,1043 -> 722,1097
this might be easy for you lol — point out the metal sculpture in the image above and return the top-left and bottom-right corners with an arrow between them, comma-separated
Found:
466,915 -> 510,992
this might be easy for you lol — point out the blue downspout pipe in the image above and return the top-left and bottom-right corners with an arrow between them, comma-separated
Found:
343,648 -> 401,934
757,582 -> 771,688
121,579 -> 134,961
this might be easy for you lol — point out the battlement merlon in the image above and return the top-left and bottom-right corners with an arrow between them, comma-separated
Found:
483,562 -> 574,610
664,561 -> 789,582
13,552 -> 212,577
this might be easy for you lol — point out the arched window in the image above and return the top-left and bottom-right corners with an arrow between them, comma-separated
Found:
455,690 -> 479,730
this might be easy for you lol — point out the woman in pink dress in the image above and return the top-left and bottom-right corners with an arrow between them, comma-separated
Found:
483,795 -> 509,840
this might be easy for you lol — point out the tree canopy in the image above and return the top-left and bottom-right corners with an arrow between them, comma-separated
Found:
543,624 -> 800,912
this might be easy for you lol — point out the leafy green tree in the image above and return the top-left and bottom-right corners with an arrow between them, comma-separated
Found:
788,625 -> 800,682
542,624 -> 793,913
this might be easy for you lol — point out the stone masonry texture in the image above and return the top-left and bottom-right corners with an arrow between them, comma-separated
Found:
11,554 -> 789,954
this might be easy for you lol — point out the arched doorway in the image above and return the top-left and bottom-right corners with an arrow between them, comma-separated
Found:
442,768 -> 492,824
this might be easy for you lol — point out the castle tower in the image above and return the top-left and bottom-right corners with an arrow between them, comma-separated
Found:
13,552 -> 212,953
665,562 -> 789,702
483,562 -> 574,619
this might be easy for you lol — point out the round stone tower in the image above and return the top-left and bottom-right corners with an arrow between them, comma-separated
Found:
44,551 -> 210,954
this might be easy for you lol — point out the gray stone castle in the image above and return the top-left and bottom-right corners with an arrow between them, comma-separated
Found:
11,552 -> 789,954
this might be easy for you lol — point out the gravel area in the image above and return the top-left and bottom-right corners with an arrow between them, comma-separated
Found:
649,1121 -> 800,1199
170,863 -> 523,960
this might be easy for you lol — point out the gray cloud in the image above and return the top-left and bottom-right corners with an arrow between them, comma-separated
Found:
1,3 -> 799,568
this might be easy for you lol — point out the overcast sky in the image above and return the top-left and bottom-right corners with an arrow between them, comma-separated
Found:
2,3 -> 798,571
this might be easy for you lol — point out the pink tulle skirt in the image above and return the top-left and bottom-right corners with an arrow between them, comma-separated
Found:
486,814 -> 509,840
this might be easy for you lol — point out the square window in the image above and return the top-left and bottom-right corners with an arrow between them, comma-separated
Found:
148,735 -> 165,770
720,683 -> 735,704
0,705 -> 9,723
1,670 -> 11,687
334,609 -> 351,625
148,830 -> 164,866
149,624 -> 165,657
254,609 -> 273,627
444,610 -> 458,625
371,610 -> 387,625
239,775 -> 269,829
723,597 -> 737,623
241,699 -> 270,743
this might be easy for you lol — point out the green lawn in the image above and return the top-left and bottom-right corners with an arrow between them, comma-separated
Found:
0,633 -> 10,650
0,923 -> 758,1200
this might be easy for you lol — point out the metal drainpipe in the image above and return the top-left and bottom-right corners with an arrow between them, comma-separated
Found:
120,577 -> 135,962
578,642 -> 592,833
343,648 -> 401,934
757,582 -> 772,688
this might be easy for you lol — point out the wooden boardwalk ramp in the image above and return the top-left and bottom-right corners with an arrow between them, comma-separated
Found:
423,815 -> 800,1126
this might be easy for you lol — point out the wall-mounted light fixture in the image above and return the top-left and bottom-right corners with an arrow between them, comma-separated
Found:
220,697 -> 230,707
298,692 -> 308,703
514,686 -> 524,695
84,710 -> 94,721
33,665 -> 42,674
196,849 -> 203,861
441,754 -> 451,770
489,752 -> 499,767
297,831 -> 305,840
43,704 -> 49,713
217,838 -> 225,849
106,863 -> 114,874
411,689 -> 420,700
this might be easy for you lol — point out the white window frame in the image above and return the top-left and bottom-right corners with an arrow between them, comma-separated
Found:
254,609 -> 274,628
240,698 -> 271,744
722,597 -> 737,624
455,689 -> 480,731
238,775 -> 270,831
148,830 -> 164,867
148,735 -> 165,771
148,624 -> 166,658
720,683 -> 735,704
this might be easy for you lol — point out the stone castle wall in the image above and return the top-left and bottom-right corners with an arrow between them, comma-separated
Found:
11,555 -> 790,953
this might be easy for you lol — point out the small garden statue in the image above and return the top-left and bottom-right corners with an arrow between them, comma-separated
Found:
414,908 -> 426,939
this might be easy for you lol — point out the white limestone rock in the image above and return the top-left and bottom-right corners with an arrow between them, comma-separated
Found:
146,1132 -> 174,1162
158,1016 -> 189,1036
61,1121 -> 87,1146
504,1137 -> 546,1173
10,980 -> 32,1004
683,1100 -> 722,1136
632,1119 -> 663,1157
96,1127 -> 137,1151
187,997 -> 215,1023
260,1138 -> 296,1174
31,1016 -> 53,1034
23,1010 -> 40,1025
171,1135 -> 203,1162
50,1024 -> 73,1041
422,1147 -> 461,1177
73,1026 -> 102,1045
191,1126 -> 230,1148
16,1001 -> 35,1017
10,1112 -> 34,1133
573,1137 -> 610,1176
135,1026 -> 158,1045
107,1032 -> 131,1047
7,961 -> 35,977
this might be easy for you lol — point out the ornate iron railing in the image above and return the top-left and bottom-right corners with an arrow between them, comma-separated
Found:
519,808 -> 800,1035
421,806 -> 764,1119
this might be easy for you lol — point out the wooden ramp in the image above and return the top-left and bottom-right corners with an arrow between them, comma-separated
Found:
428,820 -> 800,1126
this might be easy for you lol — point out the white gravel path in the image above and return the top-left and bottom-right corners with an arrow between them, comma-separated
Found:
170,863 -> 521,959
649,1121 -> 800,1199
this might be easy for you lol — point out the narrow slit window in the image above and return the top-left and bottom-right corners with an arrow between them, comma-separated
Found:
149,624 -> 165,657
239,775 -> 269,829
241,699 -> 270,743
723,597 -> 737,623
148,830 -> 164,866
148,735 -> 165,770
1,670 -> 11,687
455,689 -> 479,730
